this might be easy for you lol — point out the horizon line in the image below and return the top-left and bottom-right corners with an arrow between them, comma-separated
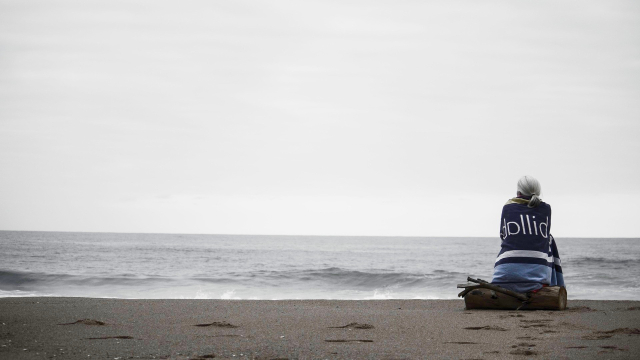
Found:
1,229 -> 638,239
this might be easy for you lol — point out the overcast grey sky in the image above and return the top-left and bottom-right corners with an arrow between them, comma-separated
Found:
1,0 -> 639,237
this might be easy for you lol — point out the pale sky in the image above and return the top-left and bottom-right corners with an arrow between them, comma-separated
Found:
1,0 -> 639,237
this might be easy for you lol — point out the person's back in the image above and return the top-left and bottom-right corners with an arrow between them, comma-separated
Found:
491,176 -> 564,293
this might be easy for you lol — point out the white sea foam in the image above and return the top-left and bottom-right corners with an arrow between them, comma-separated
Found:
220,290 -> 241,300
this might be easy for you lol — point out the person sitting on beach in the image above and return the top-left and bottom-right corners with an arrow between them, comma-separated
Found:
491,175 -> 565,294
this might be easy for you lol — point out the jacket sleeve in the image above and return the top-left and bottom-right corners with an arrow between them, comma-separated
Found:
549,234 -> 565,287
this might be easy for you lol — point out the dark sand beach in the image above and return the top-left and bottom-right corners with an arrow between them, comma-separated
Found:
1,298 -> 639,359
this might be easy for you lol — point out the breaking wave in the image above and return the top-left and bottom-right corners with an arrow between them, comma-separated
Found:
0,268 -> 469,299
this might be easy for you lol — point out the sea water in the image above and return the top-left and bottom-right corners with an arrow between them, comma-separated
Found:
0,231 -> 638,300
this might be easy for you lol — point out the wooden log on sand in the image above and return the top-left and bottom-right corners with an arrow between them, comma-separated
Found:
464,286 -> 567,310
458,277 -> 530,301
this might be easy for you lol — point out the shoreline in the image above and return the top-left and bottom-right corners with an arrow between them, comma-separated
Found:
1,298 -> 639,359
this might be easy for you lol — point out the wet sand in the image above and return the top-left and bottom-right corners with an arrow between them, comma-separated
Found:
1,298 -> 639,359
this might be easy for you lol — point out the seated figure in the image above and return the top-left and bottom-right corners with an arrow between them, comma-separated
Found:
491,176 -> 565,293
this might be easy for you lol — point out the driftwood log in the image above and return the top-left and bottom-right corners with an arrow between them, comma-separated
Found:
458,277 -> 529,301
458,277 -> 567,311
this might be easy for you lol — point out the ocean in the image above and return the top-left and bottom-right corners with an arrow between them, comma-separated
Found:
1,231 -> 638,300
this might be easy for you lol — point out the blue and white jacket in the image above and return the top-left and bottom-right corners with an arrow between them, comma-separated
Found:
491,198 -> 565,293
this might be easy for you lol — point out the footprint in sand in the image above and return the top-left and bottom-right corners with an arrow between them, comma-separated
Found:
463,326 -> 508,331
511,342 -> 536,348
328,323 -> 374,329
510,349 -> 537,356
516,336 -> 539,340
521,324 -> 548,329
58,319 -> 105,326
444,341 -> 478,345
521,324 -> 551,329
521,319 -> 553,323
325,339 -> 373,343
519,319 -> 553,328
595,328 -> 640,335
599,345 -> 627,351
581,328 -> 640,340
500,314 -> 524,318
194,321 -> 238,328
193,354 -> 216,359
